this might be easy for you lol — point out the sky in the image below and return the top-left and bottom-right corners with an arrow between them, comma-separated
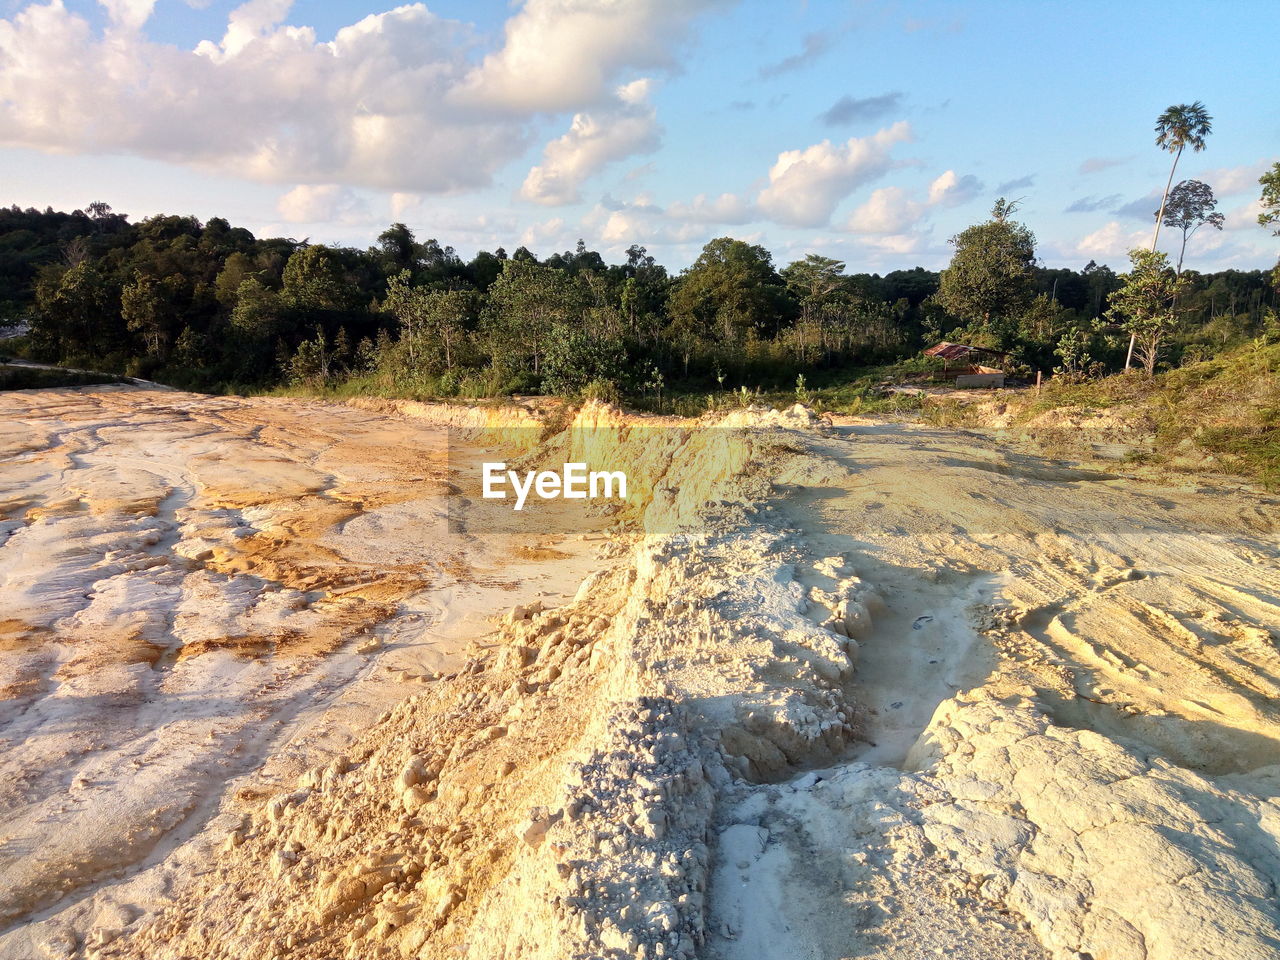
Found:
1,0 -> 1277,273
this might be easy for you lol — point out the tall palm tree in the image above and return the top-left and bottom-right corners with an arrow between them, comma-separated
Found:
1126,101 -> 1212,368
1151,102 -> 1212,250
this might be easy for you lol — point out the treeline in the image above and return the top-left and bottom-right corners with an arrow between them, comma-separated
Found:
1,203 -> 1275,398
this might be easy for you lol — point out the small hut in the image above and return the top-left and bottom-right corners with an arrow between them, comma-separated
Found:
922,341 -> 1008,388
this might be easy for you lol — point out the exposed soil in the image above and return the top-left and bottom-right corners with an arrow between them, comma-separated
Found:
2,389 -> 1278,960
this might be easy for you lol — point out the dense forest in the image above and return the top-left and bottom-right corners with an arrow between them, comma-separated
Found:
1,196 -> 1276,402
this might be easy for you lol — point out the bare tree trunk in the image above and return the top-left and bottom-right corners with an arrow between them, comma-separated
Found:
1129,144 -> 1184,370
1151,144 -> 1183,251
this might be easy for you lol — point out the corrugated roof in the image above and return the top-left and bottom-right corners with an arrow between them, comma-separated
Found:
923,341 -> 1010,360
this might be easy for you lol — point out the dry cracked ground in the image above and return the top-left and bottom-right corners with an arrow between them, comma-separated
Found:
1,387 -> 1278,960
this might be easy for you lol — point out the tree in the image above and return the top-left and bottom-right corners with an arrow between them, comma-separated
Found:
287,327 -> 332,387
1130,102 -> 1211,369
377,223 -> 419,274
614,244 -> 670,342
541,324 -> 628,395
1053,325 -> 1096,380
383,272 -> 475,371
781,255 -> 846,326
120,274 -> 168,357
1162,179 -> 1224,273
215,252 -> 256,306
1259,162 -> 1280,235
780,255 -> 878,366
282,245 -> 347,311
229,278 -> 283,341
468,250 -> 505,291
1081,260 -> 1121,317
422,289 -> 476,370
483,260 -> 582,375
1261,162 -> 1280,289
668,237 -> 788,343
1103,249 -> 1190,377
32,261 -> 119,360
934,198 -> 1036,347
384,271 -> 426,364
1151,102 -> 1213,250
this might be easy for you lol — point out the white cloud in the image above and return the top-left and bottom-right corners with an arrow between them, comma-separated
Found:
100,0 -> 159,32
755,122 -> 912,227
0,0 -> 718,195
457,0 -> 726,112
276,184 -> 366,223
855,232 -> 930,256
1192,161 -> 1270,197
1222,197 -> 1266,232
581,199 -> 703,250
1075,221 -> 1150,259
846,169 -> 981,234
518,216 -> 568,251
390,192 -> 423,221
1079,156 -> 1128,174
665,192 -> 753,225
520,79 -> 660,206
1043,212 -> 1272,272
927,169 -> 982,207
0,1 -> 506,191
847,186 -> 919,234
211,0 -> 293,57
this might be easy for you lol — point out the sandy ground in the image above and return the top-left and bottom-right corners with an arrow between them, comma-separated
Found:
0,387 -> 602,955
2,392 -> 1278,960
703,418 -> 1280,959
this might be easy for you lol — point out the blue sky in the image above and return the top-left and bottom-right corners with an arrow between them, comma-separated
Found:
2,0 -> 1277,272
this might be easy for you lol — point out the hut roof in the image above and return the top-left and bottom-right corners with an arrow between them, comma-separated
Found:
923,341 -> 1011,361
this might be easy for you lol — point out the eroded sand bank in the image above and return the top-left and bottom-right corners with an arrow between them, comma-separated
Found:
2,390 -> 1279,960
0,387 -> 602,956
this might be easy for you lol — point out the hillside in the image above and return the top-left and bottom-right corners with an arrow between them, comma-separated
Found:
945,340 -> 1280,491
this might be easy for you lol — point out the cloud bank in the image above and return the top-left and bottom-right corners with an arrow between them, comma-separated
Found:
0,0 -> 718,193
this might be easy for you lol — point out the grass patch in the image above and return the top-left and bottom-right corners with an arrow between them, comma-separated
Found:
1004,342 -> 1280,490
1197,425 -> 1280,489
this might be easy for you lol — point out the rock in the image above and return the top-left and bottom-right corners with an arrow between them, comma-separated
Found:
497,644 -> 534,671
401,784 -> 434,812
518,807 -> 563,846
507,600 -> 544,623
398,756 -> 428,790
33,924 -> 78,959
842,599 -> 873,640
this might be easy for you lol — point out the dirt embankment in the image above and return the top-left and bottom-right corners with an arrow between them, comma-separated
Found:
939,343 -> 1280,490
3,390 -> 1279,960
